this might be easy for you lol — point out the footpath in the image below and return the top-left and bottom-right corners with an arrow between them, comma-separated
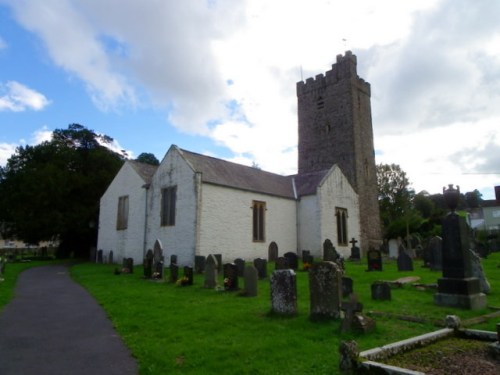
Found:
0,264 -> 138,375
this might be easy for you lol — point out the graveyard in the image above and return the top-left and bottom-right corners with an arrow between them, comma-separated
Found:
10,250 -> 491,374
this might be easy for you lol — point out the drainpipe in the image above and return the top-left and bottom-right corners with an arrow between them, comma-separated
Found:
142,183 -> 151,259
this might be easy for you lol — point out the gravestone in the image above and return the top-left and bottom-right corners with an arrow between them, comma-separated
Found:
122,258 -> 133,273
302,250 -> 311,263
435,186 -> 486,310
366,248 -> 382,271
349,238 -> 360,260
309,261 -> 342,320
97,249 -> 103,264
183,266 -> 193,285
170,263 -> 179,283
275,257 -> 288,270
223,263 -> 239,291
214,254 -> 223,273
303,253 -> 314,266
170,254 -> 178,266
234,258 -> 245,277
253,258 -> 267,279
371,282 -> 391,300
469,249 -> 490,294
397,249 -> 414,271
204,254 -> 218,289
108,250 -> 114,264
144,249 -> 154,279
429,236 -> 443,271
388,239 -> 399,259
153,240 -> 164,278
268,241 -> 278,262
270,269 -> 297,315
283,252 -> 298,270
243,265 -> 258,297
340,294 -> 363,333
342,276 -> 354,298
194,255 -> 206,274
323,239 -> 339,261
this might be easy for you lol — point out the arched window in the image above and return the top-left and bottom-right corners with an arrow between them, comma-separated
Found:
335,207 -> 348,246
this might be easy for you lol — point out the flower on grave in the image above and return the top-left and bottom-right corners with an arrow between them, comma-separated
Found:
121,267 -> 130,274
224,277 -> 232,289
303,262 -> 311,271
176,276 -> 190,286
152,272 -> 161,279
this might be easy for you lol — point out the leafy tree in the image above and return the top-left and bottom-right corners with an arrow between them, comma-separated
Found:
464,189 -> 483,208
0,124 -> 125,257
135,152 -> 160,166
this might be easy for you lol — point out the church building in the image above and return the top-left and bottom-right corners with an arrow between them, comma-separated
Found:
97,51 -> 381,266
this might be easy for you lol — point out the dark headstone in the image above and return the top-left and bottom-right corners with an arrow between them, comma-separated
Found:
243,265 -> 258,297
302,250 -> 311,263
97,249 -> 103,264
397,250 -> 414,271
367,248 -> 382,271
123,258 -> 134,273
309,261 -> 342,320
253,258 -> 267,279
183,266 -> 193,285
323,239 -> 339,261
349,238 -> 360,260
268,241 -> 278,262
170,254 -> 178,266
342,276 -> 354,298
170,263 -> 179,283
283,252 -> 298,270
303,254 -> 314,266
428,236 -> 443,271
270,269 -> 297,315
371,282 -> 391,300
275,257 -> 288,270
204,254 -> 218,289
144,249 -> 154,279
340,294 -> 363,333
223,263 -> 239,291
153,240 -> 164,279
234,258 -> 245,277
195,255 -> 206,274
108,250 -> 114,264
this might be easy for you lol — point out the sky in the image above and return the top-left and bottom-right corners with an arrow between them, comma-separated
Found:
0,0 -> 499,199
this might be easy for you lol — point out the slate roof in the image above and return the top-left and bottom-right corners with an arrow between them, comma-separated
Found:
179,148 -> 297,199
128,160 -> 158,184
291,170 -> 329,197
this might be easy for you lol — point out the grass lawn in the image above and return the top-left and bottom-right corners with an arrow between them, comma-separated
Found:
2,254 -> 499,374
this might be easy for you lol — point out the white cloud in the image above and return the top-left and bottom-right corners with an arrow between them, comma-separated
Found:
31,126 -> 53,144
0,81 -> 50,112
0,142 -> 17,166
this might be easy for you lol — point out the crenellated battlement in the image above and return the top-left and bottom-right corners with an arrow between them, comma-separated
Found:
297,51 -> 369,95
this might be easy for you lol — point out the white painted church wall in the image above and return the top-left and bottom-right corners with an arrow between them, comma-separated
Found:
297,195 -> 321,257
198,183 -> 297,263
97,161 -> 147,265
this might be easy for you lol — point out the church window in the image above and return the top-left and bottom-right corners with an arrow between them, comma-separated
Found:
317,96 -> 325,110
252,201 -> 266,242
336,207 -> 348,246
116,195 -> 129,230
161,186 -> 177,226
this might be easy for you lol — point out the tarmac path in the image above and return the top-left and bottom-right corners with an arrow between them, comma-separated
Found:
0,264 -> 139,375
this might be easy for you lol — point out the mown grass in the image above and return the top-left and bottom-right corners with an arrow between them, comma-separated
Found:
66,253 -> 500,375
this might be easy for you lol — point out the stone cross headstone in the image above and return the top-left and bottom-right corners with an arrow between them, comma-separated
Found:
144,249 -> 154,279
183,266 -> 193,285
268,241 -> 278,262
170,263 -> 179,283
349,238 -> 360,260
283,252 -> 298,270
323,239 -> 339,262
371,281 -> 391,300
243,265 -> 258,297
223,263 -> 239,291
388,239 -> 399,259
234,258 -> 245,277
270,269 -> 297,315
194,255 -> 206,274
253,258 -> 267,279
340,294 -> 364,333
309,261 -> 342,320
397,249 -> 414,271
342,276 -> 354,298
97,249 -> 103,264
428,236 -> 443,271
204,254 -> 218,289
275,257 -> 288,270
366,248 -> 382,271
108,250 -> 114,264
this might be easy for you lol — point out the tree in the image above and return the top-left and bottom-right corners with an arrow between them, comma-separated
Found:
135,152 -> 159,166
464,189 -> 483,208
0,124 -> 125,257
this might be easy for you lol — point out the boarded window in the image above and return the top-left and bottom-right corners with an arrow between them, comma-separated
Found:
336,207 -> 348,246
161,186 -> 177,226
252,201 -> 266,242
116,195 -> 129,230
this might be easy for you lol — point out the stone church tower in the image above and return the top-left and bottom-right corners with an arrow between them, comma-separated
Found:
296,51 -> 382,253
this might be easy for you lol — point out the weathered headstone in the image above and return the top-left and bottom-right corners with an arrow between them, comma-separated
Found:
204,254 -> 218,289
183,266 -> 193,285
342,276 -> 354,298
309,261 -> 342,320
388,238 -> 399,259
268,241 -> 278,262
371,281 -> 391,300
366,248 -> 382,271
170,263 -> 179,283
349,238 -> 360,260
275,257 -> 288,270
283,252 -> 298,270
108,250 -> 114,264
234,258 -> 245,277
195,255 -> 206,274
243,265 -> 258,297
469,249 -> 490,294
144,249 -> 154,279
323,239 -> 339,261
253,258 -> 267,279
397,249 -> 414,271
97,249 -> 103,264
429,236 -> 443,271
223,263 -> 239,291
270,269 -> 297,315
